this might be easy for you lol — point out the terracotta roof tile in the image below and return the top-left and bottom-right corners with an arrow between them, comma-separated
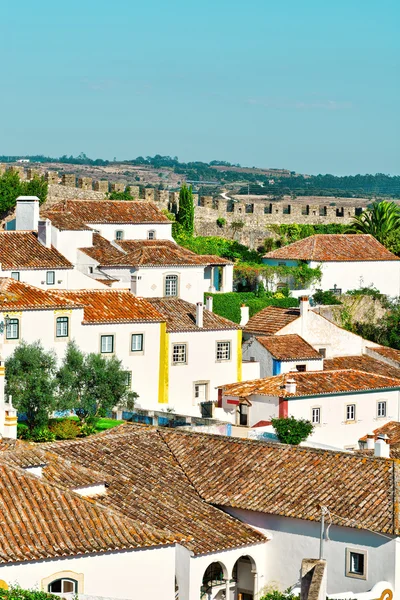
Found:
368,346 -> 400,366
359,421 -> 400,444
0,231 -> 72,270
263,234 -> 399,262
255,334 -> 321,360
219,369 -> 400,398
48,289 -> 163,324
0,279 -> 79,311
43,425 -> 265,554
42,211 -> 93,231
161,429 -> 399,535
244,306 -> 300,336
324,355 -> 400,379
147,298 -> 239,332
49,200 -> 170,224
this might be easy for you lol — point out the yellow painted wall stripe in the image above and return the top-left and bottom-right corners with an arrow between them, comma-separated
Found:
158,322 -> 169,404
237,329 -> 242,382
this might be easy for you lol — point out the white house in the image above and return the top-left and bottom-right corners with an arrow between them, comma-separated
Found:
263,234 -> 400,298
218,368 -> 400,448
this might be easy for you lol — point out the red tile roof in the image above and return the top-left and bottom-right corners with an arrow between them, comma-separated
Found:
42,211 -> 93,231
359,421 -> 400,444
219,369 -> 400,398
147,298 -> 239,332
368,346 -> 400,366
49,200 -> 170,224
263,234 -> 399,262
49,289 -> 163,324
255,334 -> 321,360
162,429 -> 399,536
0,279 -> 79,311
0,231 -> 72,270
244,306 -> 300,336
324,355 -> 400,379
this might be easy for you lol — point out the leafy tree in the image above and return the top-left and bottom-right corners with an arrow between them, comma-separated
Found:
0,585 -> 59,600
108,186 -> 134,200
5,342 -> 57,430
176,184 -> 194,235
0,170 -> 23,213
57,342 -> 137,422
312,289 -> 342,305
22,174 -> 48,204
347,201 -> 400,246
271,416 -> 314,445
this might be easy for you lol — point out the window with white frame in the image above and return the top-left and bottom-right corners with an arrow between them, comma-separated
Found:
377,401 -> 387,418
216,341 -> 231,361
101,335 -> 114,353
346,404 -> 356,421
56,316 -> 69,338
312,407 -> 320,424
172,343 -> 187,364
346,548 -> 367,579
194,383 -> 208,402
11,272 -> 20,281
48,579 -> 78,594
147,230 -> 156,240
115,230 -> 124,241
6,318 -> 19,340
165,274 -> 178,297
46,271 -> 55,285
131,333 -> 143,352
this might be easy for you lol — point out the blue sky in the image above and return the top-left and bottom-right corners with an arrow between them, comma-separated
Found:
0,0 -> 398,175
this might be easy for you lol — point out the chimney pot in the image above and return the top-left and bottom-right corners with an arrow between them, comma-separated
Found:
285,377 -> 297,395
366,433 -> 375,450
374,434 -> 390,458
15,196 -> 40,232
196,302 -> 204,328
240,304 -> 249,326
206,296 -> 213,312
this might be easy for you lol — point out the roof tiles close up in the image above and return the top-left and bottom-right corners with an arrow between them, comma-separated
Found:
49,200 -> 170,224
147,297 -> 239,332
0,231 -> 72,270
244,306 -> 300,336
255,334 -> 322,360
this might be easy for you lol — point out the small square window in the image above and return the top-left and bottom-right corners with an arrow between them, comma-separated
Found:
6,318 -> 19,340
115,230 -> 124,241
195,383 -> 207,401
46,271 -> 55,285
346,548 -> 367,579
296,364 -> 306,372
101,335 -> 114,354
173,344 -> 187,364
216,341 -> 231,361
318,348 -> 326,358
377,401 -> 386,418
312,407 -> 320,424
11,272 -> 20,281
346,404 -> 356,421
131,333 -> 144,352
88,266 -> 94,274
147,230 -> 156,240
165,275 -> 178,297
56,316 -> 69,338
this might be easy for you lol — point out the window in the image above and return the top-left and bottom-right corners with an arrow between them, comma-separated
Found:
200,401 -> 214,418
346,549 -> 367,579
101,335 -> 114,353
195,383 -> 208,401
6,319 -> 19,340
11,272 -> 20,281
48,579 -> 78,594
346,404 -> 356,421
296,364 -> 306,372
88,266 -> 94,274
56,316 -> 69,338
115,230 -> 124,241
238,403 -> 249,426
147,230 -> 156,240
172,343 -> 187,364
124,371 -> 132,389
46,271 -> 55,285
318,348 -> 326,358
165,274 -> 178,297
216,341 -> 231,361
377,401 -> 387,417
312,407 -> 321,424
131,333 -> 144,352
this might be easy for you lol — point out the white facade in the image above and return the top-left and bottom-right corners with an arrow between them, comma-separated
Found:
87,222 -> 173,242
0,266 -> 105,291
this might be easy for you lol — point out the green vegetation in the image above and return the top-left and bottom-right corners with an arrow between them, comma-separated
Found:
260,590 -> 299,600
107,186 -> 134,200
176,184 -> 195,235
205,292 -> 298,323
17,416 -> 123,442
350,297 -> 400,350
347,286 -> 384,301
266,223 -> 348,250
0,171 -> 48,214
0,585 -> 59,600
312,289 -> 342,305
216,217 -> 226,228
347,200 -> 400,249
271,417 -> 314,445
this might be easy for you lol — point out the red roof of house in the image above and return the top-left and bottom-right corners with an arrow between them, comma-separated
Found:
0,231 -> 72,270
49,199 -> 170,224
0,279 -> 79,311
244,306 -> 300,335
255,334 -> 321,360
263,234 -> 399,262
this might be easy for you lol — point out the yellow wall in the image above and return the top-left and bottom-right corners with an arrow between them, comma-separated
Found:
158,322 -> 169,403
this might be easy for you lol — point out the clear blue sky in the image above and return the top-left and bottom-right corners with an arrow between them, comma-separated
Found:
1,0 -> 398,175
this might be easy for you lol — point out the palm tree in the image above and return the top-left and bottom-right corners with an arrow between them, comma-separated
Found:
347,201 -> 400,246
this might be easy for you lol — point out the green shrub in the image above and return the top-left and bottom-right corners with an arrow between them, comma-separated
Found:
347,286 -> 384,300
260,590 -> 299,600
79,423 -> 97,437
49,418 -> 80,440
205,292 -> 298,323
271,417 -> 314,445
216,217 -> 226,228
30,427 -> 56,443
17,423 -> 30,440
0,584 -> 59,600
312,289 -> 342,305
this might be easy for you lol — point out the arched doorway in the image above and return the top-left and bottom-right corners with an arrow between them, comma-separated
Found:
201,561 -> 228,600
231,555 -> 257,600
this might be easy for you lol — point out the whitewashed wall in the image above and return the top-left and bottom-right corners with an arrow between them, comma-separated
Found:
224,508 -> 399,596
88,222 -> 173,242
242,338 -> 324,378
51,228 -> 94,264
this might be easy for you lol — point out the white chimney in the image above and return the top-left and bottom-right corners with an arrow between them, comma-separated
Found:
285,377 -> 297,394
15,196 -> 40,231
374,434 -> 390,458
196,302 -> 204,328
366,434 -> 375,450
206,296 -> 213,312
299,296 -> 309,338
240,305 -> 249,326
38,219 -> 52,248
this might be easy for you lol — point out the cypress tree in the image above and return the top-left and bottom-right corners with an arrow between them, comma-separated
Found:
177,184 -> 194,236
